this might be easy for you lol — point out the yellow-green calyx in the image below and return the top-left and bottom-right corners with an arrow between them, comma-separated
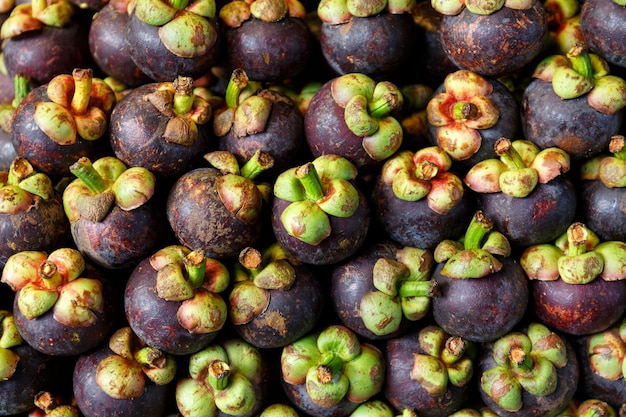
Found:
410,325 -> 476,395
432,0 -> 535,16
427,70 -> 500,161
329,73 -> 404,161
220,0 -> 306,27
0,248 -> 104,327
580,135 -> 626,188
131,0 -> 218,58
520,222 -> 626,284
586,317 -> 626,382
148,245 -> 229,334
280,325 -> 386,407
480,323 -> 569,412
63,156 -> 156,223
0,157 -> 55,215
229,244 -> 297,325
274,154 -> 360,245
533,43 -> 626,114
97,327 -> 177,399
380,146 -> 465,214
0,0 -> 74,39
318,0 -> 416,24
434,210 -> 511,279
32,69 -> 115,145
176,339 -> 265,416
360,247 -> 437,336
464,138 -> 571,198
0,311 -> 23,381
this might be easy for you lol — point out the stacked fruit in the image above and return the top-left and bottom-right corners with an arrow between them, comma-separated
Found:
0,0 -> 625,415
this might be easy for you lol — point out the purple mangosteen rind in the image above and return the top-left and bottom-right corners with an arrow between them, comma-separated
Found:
580,0 -> 626,69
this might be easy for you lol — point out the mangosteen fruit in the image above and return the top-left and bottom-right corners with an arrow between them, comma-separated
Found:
371,146 -> 475,250
330,240 -> 437,340
219,0 -> 313,83
521,43 -> 626,161
229,243 -> 324,349
109,76 -> 213,179
271,154 -> 370,265
478,322 -> 580,417
464,137 -> 577,248
73,326 -> 177,417
124,245 -> 229,355
304,73 -> 404,173
520,222 -> 626,336
1,248 -> 116,356
430,210 -> 529,343
580,0 -> 626,69
384,325 -> 476,417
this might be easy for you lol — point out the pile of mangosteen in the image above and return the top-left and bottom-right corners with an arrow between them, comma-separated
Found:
0,0 -> 625,415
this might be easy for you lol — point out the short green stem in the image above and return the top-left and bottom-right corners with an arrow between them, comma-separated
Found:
368,94 -> 395,118
12,75 -> 30,108
225,69 -> 249,109
609,135 -> 626,160
207,360 -> 231,391
398,279 -> 437,298
414,160 -> 439,181
567,43 -> 594,79
463,211 -> 493,250
70,69 -> 93,116
173,76 -> 195,115
495,138 -> 527,170
240,150 -> 274,180
185,249 -> 206,289
295,163 -> 325,201
452,101 -> 480,121
509,347 -> 533,372
319,352 -> 343,379
70,157 -> 108,194
38,260 -> 63,289
566,223 -> 589,257
170,0 -> 189,9
440,336 -> 466,365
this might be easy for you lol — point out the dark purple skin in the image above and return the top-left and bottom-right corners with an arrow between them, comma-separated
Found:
384,327 -> 472,417
478,328 -> 580,417
281,378 -> 359,417
531,278 -> 626,336
370,177 -> 475,250
125,12 -> 221,82
440,4 -> 548,78
0,129 -> 18,172
578,179 -> 626,242
0,192 -> 70,268
573,332 -> 626,409
476,176 -> 578,248
232,263 -> 324,349
580,0 -> 626,69
70,198 -> 167,270
521,78 -> 624,161
320,11 -> 416,79
166,167 -> 263,260
304,79 -> 389,173
431,256 -> 529,343
73,345 -> 173,417
89,1 -> 151,87
109,82 -> 212,180
271,187 -> 370,266
218,92 -> 306,175
0,343 -> 57,415
2,23 -> 90,85
12,268 -> 117,356
426,76 -> 520,170
124,257 -> 222,355
224,17 -> 313,83
330,240 -> 417,340
11,85 -> 112,178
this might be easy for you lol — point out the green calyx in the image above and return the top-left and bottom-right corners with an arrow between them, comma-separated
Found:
99,327 -> 177,399
360,247 -> 436,336
586,317 -> 626,381
410,325 -> 476,396
581,135 -> 626,188
318,0 -> 415,24
0,311 -> 22,381
63,156 -> 156,223
480,323 -> 568,412
219,0 -> 306,27
534,43 -> 626,114
0,0 -> 74,39
274,154 -> 360,245
330,74 -> 403,161
281,325 -> 385,407
381,146 -> 465,215
132,0 -> 218,58
435,211 -> 510,279
465,138 -> 570,198
149,245 -> 229,333
0,157 -> 54,214
228,244 -> 296,325
177,340 -> 264,416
